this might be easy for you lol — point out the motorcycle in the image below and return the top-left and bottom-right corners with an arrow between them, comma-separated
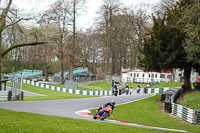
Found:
112,86 -> 118,96
113,90 -> 118,96
93,105 -> 112,120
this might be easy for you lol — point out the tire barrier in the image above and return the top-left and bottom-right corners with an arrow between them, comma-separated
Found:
160,87 -> 183,113
197,110 -> 200,125
172,103 -> 196,124
23,79 -> 112,96
160,87 -> 199,124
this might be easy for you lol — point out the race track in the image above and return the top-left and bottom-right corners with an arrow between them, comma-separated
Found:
0,94 -> 190,132
0,94 -> 153,120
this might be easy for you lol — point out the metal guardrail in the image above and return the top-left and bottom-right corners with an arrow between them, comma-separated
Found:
159,87 -> 198,124
172,103 -> 196,124
8,74 -> 23,101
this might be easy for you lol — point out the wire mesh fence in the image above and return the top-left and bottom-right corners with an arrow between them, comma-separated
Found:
65,80 -> 78,90
9,74 -> 23,100
105,75 -> 122,83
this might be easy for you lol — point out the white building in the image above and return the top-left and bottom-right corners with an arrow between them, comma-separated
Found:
122,69 -> 172,83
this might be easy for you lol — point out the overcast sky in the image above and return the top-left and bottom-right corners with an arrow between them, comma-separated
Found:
13,0 -> 161,29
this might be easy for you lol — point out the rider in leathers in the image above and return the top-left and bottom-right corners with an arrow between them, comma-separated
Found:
96,100 -> 115,118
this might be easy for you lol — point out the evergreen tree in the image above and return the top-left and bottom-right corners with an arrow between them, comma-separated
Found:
141,0 -> 200,91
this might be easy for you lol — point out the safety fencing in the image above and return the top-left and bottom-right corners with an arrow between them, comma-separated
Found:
151,87 -> 200,125
23,80 -> 112,96
197,110 -> 200,125
172,103 -> 196,124
146,87 -> 170,94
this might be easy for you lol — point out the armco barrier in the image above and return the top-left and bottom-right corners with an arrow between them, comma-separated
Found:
23,80 -> 112,96
197,110 -> 200,125
172,103 -> 196,124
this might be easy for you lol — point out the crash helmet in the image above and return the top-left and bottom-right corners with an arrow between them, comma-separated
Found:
111,100 -> 115,105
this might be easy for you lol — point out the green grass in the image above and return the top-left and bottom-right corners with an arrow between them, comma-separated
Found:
152,82 -> 184,88
6,82 -> 95,101
50,84 -> 65,88
151,82 -> 195,89
87,81 -> 147,89
52,81 -> 147,91
124,83 -> 147,89
51,84 -> 101,91
88,81 -> 111,88
0,109 -> 180,133
180,91 -> 200,110
91,95 -> 200,133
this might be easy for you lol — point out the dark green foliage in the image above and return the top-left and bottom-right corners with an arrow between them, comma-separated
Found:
182,2 -> 200,72
141,0 -> 200,91
142,15 -> 186,72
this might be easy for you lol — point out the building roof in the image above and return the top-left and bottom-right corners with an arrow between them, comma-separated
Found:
124,69 -> 172,74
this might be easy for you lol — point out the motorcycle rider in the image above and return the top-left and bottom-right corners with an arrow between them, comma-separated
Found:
96,100 -> 115,118
112,85 -> 118,96
125,84 -> 129,95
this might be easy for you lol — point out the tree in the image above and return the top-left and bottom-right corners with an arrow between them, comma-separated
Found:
96,5 -> 149,75
182,2 -> 200,72
40,0 -> 71,84
98,0 -> 121,75
23,25 -> 55,81
0,0 -> 46,80
68,0 -> 86,81
141,0 -> 200,91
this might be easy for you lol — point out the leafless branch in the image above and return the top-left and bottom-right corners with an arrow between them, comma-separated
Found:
1,41 -> 47,57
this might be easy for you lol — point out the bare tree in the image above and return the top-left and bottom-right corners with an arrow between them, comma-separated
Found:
40,0 -> 71,83
95,4 -> 149,75
0,0 -> 46,80
68,0 -> 86,81
98,0 -> 121,75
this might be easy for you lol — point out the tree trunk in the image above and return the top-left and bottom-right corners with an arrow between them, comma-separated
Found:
111,51 -> 115,75
0,32 -> 2,81
118,55 -> 122,75
69,58 -> 74,81
69,0 -> 76,82
123,53 -> 127,69
44,63 -> 48,81
0,55 -> 2,81
105,48 -> 109,75
184,66 -> 192,92
60,57 -> 64,84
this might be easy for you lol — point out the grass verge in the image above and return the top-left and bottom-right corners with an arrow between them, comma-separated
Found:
91,95 -> 200,133
51,84 -> 102,91
180,91 -> 200,110
52,81 -> 147,91
6,83 -> 96,101
152,82 -> 184,88
152,82 -> 195,89
0,109 -> 180,133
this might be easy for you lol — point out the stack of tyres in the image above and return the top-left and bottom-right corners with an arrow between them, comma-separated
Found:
163,87 -> 182,113
164,92 -> 172,113
160,93 -> 166,102
197,110 -> 200,125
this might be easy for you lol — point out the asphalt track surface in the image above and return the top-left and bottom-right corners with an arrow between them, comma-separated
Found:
0,94 -> 190,132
